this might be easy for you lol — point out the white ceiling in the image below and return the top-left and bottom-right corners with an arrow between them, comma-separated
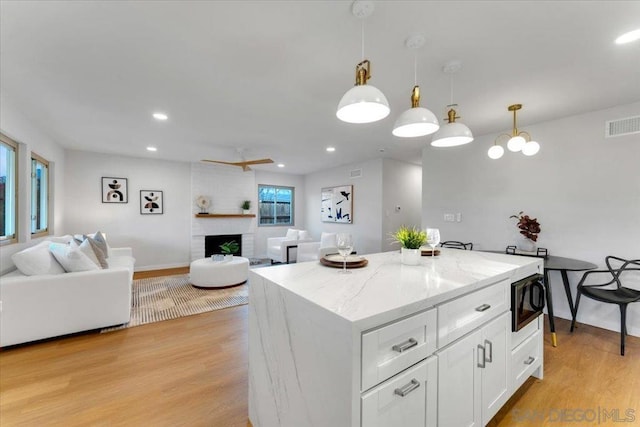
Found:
1,1 -> 639,175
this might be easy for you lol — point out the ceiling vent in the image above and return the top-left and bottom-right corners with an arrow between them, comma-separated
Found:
605,116 -> 640,138
350,168 -> 362,178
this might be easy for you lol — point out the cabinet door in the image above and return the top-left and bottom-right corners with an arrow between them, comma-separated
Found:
437,329 -> 482,427
361,356 -> 437,427
481,312 -> 510,424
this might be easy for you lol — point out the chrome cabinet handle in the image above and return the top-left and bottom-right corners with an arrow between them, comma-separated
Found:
485,339 -> 493,363
394,379 -> 420,397
392,338 -> 418,353
475,304 -> 491,312
524,356 -> 536,365
477,344 -> 486,368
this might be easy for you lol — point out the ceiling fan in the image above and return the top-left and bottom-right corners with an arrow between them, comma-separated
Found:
202,148 -> 274,171
201,157 -> 274,171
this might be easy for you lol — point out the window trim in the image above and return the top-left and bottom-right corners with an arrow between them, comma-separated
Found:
30,151 -> 50,238
258,184 -> 295,227
0,133 -> 18,245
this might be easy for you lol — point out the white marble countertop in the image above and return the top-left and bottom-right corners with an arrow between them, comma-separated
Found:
251,249 -> 543,329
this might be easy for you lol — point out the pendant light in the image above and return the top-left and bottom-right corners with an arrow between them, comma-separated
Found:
336,1 -> 389,124
392,34 -> 439,137
430,61 -> 474,147
488,104 -> 540,159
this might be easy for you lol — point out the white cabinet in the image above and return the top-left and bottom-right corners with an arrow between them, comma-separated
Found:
361,356 -> 437,427
437,312 -> 510,427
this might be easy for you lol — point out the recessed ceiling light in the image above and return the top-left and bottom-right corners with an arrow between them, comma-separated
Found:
326,146 -> 336,152
277,163 -> 285,168
152,112 -> 168,121
146,146 -> 157,152
615,29 -> 640,44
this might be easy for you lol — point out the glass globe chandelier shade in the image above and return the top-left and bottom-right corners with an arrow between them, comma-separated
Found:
507,135 -> 526,152
522,140 -> 540,156
392,106 -> 439,137
488,144 -> 504,159
337,85 -> 390,124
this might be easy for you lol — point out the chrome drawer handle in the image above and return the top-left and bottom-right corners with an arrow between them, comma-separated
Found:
475,304 -> 491,312
392,338 -> 418,353
394,379 -> 420,397
524,356 -> 536,365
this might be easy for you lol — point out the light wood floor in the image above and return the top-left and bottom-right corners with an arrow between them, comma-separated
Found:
1,272 -> 638,426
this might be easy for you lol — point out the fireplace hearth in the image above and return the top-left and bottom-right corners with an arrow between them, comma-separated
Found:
205,234 -> 243,257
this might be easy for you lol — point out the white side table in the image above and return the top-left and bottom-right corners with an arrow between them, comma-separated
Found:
189,256 -> 250,288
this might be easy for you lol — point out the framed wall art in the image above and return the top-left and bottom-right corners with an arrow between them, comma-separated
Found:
140,190 -> 163,214
102,177 -> 128,203
321,185 -> 352,223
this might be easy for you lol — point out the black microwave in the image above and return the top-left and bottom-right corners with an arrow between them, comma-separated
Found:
511,274 -> 545,332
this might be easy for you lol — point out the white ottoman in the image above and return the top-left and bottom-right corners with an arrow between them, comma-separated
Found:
189,256 -> 250,288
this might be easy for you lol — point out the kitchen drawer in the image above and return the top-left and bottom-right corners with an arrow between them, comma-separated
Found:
361,356 -> 437,427
511,315 -> 541,350
511,330 -> 541,392
438,279 -> 509,348
362,309 -> 436,391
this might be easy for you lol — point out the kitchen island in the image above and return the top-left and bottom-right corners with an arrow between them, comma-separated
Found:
248,249 -> 544,427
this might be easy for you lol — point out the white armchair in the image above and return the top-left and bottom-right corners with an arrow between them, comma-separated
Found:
297,232 -> 340,263
267,229 -> 313,264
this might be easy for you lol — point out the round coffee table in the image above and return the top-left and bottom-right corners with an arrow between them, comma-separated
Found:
189,256 -> 250,288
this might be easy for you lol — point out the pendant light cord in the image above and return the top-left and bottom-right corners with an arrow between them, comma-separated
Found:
449,73 -> 454,105
413,53 -> 417,85
361,20 -> 365,60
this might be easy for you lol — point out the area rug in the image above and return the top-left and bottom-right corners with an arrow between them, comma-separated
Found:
101,274 -> 248,333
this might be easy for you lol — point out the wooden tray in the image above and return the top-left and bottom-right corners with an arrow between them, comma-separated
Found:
320,254 -> 368,269
421,248 -> 441,256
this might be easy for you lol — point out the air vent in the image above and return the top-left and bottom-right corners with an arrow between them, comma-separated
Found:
605,116 -> 640,138
350,168 -> 362,178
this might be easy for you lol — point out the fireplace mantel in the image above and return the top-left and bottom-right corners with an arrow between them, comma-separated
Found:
195,214 -> 256,218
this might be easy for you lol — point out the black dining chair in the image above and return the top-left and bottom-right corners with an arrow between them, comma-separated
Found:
570,256 -> 640,355
439,241 -> 473,250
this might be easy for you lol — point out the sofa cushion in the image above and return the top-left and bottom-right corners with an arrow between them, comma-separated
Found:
298,230 -> 310,240
11,241 -> 66,276
49,235 -> 74,244
285,229 -> 299,240
49,242 -> 101,273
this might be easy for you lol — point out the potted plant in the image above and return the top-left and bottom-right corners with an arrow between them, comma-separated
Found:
219,240 -> 240,260
509,211 -> 541,252
241,200 -> 251,214
391,225 -> 426,265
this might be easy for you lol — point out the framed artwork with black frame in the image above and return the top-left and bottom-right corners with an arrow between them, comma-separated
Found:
102,177 -> 128,203
140,190 -> 163,214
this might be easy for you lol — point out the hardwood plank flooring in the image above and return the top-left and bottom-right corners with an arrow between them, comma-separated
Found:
1,286 -> 638,426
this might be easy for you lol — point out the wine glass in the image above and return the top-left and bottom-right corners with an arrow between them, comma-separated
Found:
426,228 -> 441,257
336,233 -> 353,274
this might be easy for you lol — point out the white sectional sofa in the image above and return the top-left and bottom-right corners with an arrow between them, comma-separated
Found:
0,240 -> 135,347
266,228 -> 313,263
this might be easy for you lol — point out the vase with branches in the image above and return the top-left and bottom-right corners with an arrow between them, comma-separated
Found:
510,211 -> 541,251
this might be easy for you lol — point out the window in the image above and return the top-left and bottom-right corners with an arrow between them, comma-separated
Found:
1,134 -> 18,243
258,185 -> 294,226
31,153 -> 49,236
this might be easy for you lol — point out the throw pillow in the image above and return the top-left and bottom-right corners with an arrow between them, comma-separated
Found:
49,243 -> 100,273
87,231 -> 111,258
11,240 -> 66,276
285,229 -> 299,240
72,239 -> 107,269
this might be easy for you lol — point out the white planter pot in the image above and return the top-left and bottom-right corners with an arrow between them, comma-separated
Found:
401,247 -> 421,266
243,209 -> 250,215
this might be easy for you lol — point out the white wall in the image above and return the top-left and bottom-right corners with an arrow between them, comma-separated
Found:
63,150 -> 192,271
422,101 -> 640,336
304,159 -> 384,255
254,170 -> 306,258
0,99 -> 66,274
382,158 -> 422,252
